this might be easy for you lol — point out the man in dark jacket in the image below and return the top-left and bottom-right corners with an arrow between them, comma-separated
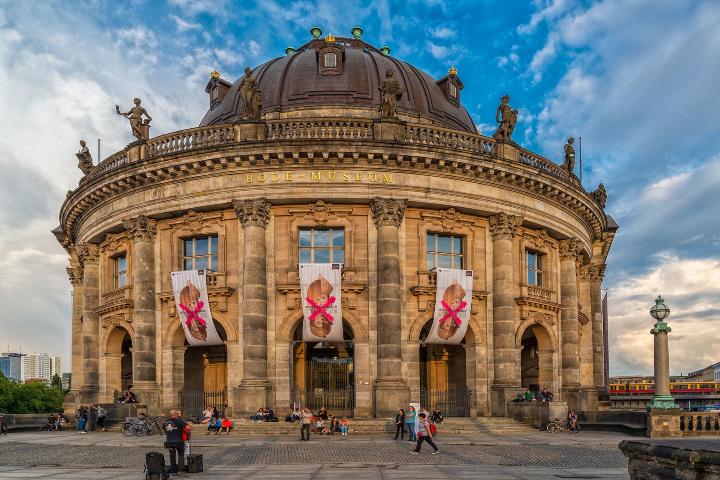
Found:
163,409 -> 191,475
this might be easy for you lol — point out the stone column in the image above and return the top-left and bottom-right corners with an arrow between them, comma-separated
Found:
558,238 -> 581,409
370,198 -> 409,417
66,264 -> 84,393
648,296 -> 678,410
488,212 -> 522,416
233,199 -> 272,415
123,215 -> 158,409
77,243 -> 100,402
587,264 -> 607,394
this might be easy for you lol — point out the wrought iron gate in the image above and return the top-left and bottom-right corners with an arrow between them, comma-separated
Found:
294,357 -> 355,417
179,388 -> 227,418
420,386 -> 470,417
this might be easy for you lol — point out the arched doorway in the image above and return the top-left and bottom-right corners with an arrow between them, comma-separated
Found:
519,322 -> 554,395
292,320 -> 355,417
419,320 -> 469,416
180,320 -> 227,416
105,326 -> 133,400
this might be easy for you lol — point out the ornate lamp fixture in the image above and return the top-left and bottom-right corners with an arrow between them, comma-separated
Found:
647,295 -> 679,410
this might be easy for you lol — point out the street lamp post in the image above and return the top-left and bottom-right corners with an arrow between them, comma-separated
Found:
647,295 -> 678,410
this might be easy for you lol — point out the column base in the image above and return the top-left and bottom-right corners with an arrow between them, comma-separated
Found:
233,380 -> 273,417
132,381 -> 161,415
578,386 -> 598,413
374,379 -> 409,417
490,384 -> 522,416
647,394 -> 679,411
561,384 -> 581,411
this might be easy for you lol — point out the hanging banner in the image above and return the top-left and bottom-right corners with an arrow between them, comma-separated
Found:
425,268 -> 473,344
300,263 -> 343,342
171,270 -> 224,346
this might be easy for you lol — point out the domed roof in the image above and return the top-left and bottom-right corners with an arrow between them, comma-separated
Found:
199,37 -> 477,133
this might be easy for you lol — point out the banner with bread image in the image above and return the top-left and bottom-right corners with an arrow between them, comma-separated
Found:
300,263 -> 343,342
171,269 -> 224,346
425,268 -> 473,344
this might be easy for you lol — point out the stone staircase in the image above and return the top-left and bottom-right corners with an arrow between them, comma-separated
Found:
225,417 -> 534,435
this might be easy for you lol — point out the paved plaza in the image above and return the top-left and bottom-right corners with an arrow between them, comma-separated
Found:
0,430 -> 633,479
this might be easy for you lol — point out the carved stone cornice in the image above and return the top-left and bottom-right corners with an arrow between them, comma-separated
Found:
488,212 -> 522,240
370,198 -> 406,228
558,237 -> 581,259
123,215 -> 157,242
66,266 -> 83,286
76,242 -> 99,265
523,228 -> 553,250
100,232 -> 128,255
579,263 -> 606,283
233,198 -> 271,228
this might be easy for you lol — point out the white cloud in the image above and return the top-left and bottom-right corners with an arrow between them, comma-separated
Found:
430,26 -> 455,39
169,14 -> 201,32
518,0 -> 573,35
529,32 -> 558,82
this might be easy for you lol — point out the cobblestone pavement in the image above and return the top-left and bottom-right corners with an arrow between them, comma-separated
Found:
0,431 -> 632,479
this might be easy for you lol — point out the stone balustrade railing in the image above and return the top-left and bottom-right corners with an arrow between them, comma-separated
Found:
85,120 -> 576,185
404,124 -> 495,155
648,409 -> 720,438
147,125 -> 234,157
522,284 -> 556,303
206,271 -> 226,288
101,286 -> 133,305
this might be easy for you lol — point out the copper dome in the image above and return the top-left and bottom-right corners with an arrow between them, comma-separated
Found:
199,38 -> 477,133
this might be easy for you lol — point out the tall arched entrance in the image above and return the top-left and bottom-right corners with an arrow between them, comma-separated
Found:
104,326 -> 133,401
180,320 -> 228,416
291,320 -> 355,417
519,322 -> 555,395
419,320 -> 470,416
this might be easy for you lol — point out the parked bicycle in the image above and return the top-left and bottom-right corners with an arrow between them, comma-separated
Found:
546,418 -> 580,433
121,416 -> 164,436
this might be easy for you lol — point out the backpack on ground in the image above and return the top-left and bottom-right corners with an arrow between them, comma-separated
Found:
144,451 -> 169,480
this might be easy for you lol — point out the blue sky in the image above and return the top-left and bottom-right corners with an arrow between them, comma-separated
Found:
0,0 -> 718,376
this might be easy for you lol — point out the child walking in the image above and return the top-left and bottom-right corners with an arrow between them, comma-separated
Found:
410,412 -> 439,455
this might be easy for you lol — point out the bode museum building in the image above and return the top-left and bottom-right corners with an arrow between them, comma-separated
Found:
56,28 -> 616,418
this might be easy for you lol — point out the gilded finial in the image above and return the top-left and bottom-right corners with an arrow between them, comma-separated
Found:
448,66 -> 458,76
325,33 -> 336,43
210,70 -> 220,79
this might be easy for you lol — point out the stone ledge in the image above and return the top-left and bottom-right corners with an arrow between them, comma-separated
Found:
619,439 -> 720,479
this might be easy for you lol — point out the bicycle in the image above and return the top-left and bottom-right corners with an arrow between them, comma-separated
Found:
546,418 -> 580,433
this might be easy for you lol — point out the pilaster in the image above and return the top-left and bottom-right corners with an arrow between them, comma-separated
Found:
77,242 -> 100,402
558,238 -> 581,410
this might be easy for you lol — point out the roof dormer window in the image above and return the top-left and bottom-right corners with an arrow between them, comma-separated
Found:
324,52 -> 337,68
449,83 -> 457,99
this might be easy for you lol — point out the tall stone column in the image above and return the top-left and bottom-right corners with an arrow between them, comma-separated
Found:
233,199 -> 272,415
488,212 -> 522,416
577,264 -> 597,412
123,215 -> 158,408
587,264 -> 607,394
370,198 -> 409,417
77,243 -> 100,402
66,264 -> 84,393
559,238 -> 581,409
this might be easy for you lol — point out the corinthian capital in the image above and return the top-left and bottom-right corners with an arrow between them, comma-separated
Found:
123,215 -> 157,242
579,263 -> 606,283
370,198 -> 406,228
558,238 -> 582,259
76,243 -> 99,265
488,212 -> 522,240
233,198 -> 271,228
66,266 -> 83,286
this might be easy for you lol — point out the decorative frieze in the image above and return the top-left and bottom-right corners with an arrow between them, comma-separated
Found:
523,228 -> 553,251
233,198 -> 271,228
488,212 -> 522,240
76,242 -> 99,265
100,232 -> 128,255
66,266 -> 83,286
123,215 -> 157,242
581,263 -> 606,283
370,198 -> 406,228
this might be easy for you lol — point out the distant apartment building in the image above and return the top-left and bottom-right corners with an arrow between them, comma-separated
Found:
61,372 -> 71,390
21,353 -> 61,383
0,352 -> 24,381
688,361 -> 720,381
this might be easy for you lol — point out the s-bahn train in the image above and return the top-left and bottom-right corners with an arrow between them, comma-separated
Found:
609,380 -> 720,395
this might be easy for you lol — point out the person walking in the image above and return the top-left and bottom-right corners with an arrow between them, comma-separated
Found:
0,415 -> 7,435
163,409 -> 191,476
90,404 -> 107,432
394,409 -> 406,440
300,407 -> 313,441
75,406 -> 87,434
410,412 -> 439,455
405,406 -> 417,442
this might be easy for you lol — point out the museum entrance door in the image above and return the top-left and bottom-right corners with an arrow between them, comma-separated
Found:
292,321 -> 355,417
180,320 -> 227,417
520,323 -> 554,395
419,320 -> 470,416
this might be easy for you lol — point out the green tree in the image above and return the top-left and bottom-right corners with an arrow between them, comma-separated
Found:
51,374 -> 61,389
0,373 -> 64,414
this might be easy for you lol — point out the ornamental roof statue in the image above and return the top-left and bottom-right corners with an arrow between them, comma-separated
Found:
115,97 -> 152,142
493,95 -> 518,142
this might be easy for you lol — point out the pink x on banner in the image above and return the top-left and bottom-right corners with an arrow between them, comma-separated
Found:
306,296 -> 337,323
440,299 -> 467,326
179,301 -> 207,329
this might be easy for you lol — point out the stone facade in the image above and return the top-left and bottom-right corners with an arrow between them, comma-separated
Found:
55,35 -> 616,418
